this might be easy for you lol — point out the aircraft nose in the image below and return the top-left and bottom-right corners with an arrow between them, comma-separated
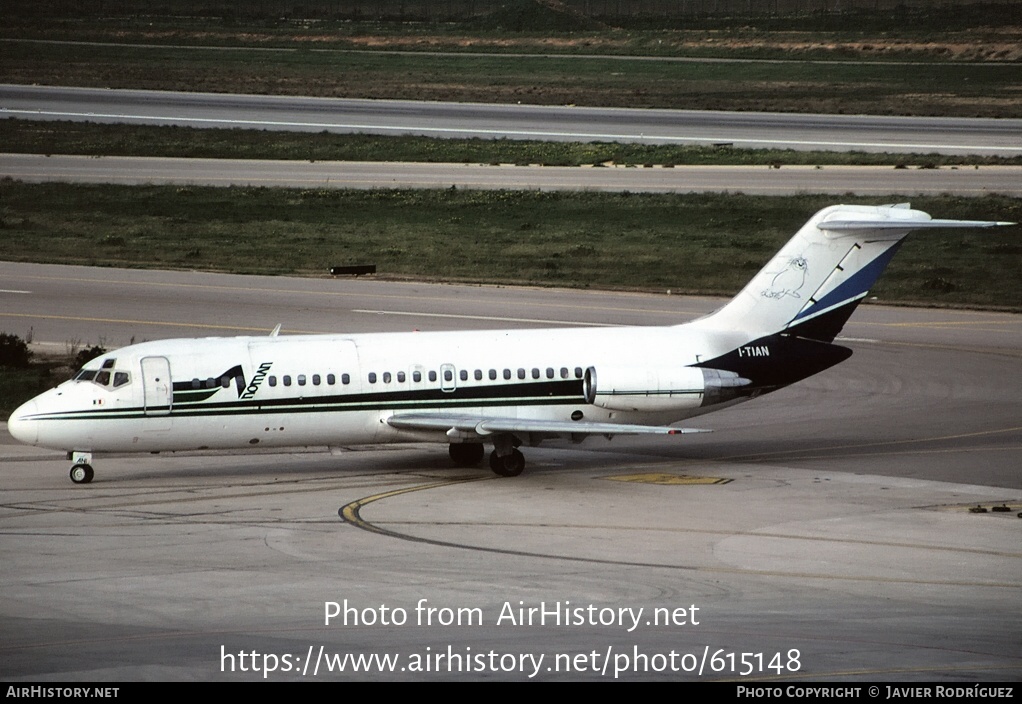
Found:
7,399 -> 39,445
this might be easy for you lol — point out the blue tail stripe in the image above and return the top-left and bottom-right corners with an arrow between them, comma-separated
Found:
792,243 -> 903,323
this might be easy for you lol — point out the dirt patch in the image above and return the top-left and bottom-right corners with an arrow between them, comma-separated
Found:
303,26 -> 1022,62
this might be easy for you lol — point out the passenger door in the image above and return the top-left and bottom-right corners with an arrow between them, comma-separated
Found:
140,356 -> 172,426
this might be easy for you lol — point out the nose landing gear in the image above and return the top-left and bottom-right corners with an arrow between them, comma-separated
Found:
69,451 -> 94,484
70,463 -> 94,484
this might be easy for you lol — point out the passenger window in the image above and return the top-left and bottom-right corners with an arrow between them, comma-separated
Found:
206,377 -> 216,389
531,368 -> 540,379
191,378 -> 200,389
460,370 -> 468,381
368,372 -> 377,384
444,370 -> 453,382
269,376 -> 277,387
429,371 -> 437,382
517,369 -> 526,380
489,369 -> 497,380
560,367 -> 569,379
474,370 -> 483,381
283,375 -> 292,386
312,374 -> 321,386
221,376 -> 230,388
503,369 -> 511,380
383,372 -> 392,383
546,368 -> 554,379
413,371 -> 422,382
327,374 -> 336,385
397,371 -> 406,383
574,367 -> 583,378
298,374 -> 307,386
342,373 -> 350,385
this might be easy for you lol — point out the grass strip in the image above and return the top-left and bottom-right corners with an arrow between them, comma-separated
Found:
4,120 -> 1020,167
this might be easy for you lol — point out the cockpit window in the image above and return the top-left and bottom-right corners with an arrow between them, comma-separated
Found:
73,358 -> 131,390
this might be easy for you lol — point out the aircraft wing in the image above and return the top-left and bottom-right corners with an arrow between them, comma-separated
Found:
386,413 -> 709,438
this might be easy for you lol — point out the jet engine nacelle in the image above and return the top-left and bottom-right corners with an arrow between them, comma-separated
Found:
583,366 -> 751,412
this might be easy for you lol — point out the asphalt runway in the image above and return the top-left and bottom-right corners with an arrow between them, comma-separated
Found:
1,262 -> 1019,681
4,154 -> 1021,197
3,84 -> 1021,156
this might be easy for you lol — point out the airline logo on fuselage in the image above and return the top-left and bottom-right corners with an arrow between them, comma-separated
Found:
239,362 -> 273,400
738,345 -> 770,358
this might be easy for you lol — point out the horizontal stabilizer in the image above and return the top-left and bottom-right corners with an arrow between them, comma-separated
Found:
819,219 -> 1014,232
387,413 -> 708,438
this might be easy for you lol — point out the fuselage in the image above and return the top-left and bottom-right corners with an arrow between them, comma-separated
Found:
8,322 -> 750,454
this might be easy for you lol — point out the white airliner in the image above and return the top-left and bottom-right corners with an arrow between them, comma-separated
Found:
8,204 -> 1012,483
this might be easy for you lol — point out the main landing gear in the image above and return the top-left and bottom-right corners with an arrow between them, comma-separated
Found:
488,448 -> 525,477
69,452 -> 94,484
447,442 -> 526,477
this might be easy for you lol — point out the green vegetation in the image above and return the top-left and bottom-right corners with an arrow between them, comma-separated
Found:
0,333 -> 65,420
4,119 -> 1020,167
0,332 -> 32,368
74,345 -> 109,369
0,364 -> 62,420
2,181 -> 1019,308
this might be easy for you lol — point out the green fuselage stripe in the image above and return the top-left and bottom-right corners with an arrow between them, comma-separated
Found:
27,380 -> 587,423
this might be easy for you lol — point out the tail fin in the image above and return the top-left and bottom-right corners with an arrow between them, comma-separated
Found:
697,203 -> 1012,342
